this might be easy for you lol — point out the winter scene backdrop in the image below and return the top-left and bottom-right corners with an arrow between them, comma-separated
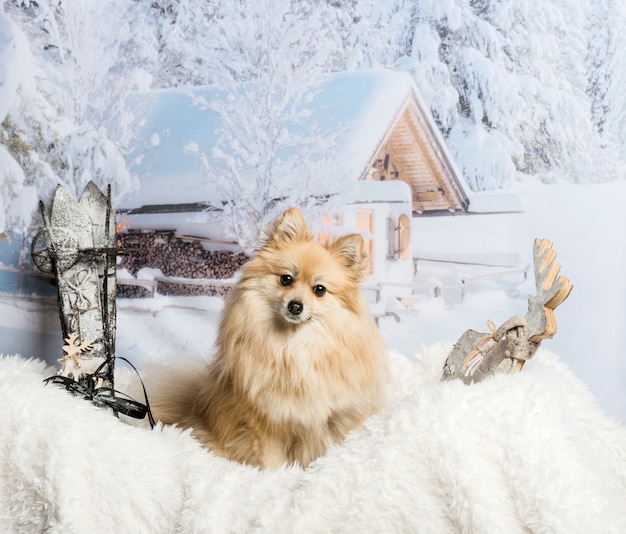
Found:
0,0 -> 625,423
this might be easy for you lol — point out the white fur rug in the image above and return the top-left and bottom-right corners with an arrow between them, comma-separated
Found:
1,344 -> 625,533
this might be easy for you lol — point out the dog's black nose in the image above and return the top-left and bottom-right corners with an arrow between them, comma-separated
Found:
287,300 -> 303,316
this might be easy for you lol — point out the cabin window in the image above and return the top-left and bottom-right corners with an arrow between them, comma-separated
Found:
397,214 -> 411,260
356,209 -> 373,274
386,216 -> 397,260
317,213 -> 343,245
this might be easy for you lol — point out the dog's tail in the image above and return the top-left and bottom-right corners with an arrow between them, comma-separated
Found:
128,356 -> 209,428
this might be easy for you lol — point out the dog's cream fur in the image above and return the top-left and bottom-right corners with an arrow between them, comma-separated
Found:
150,208 -> 390,468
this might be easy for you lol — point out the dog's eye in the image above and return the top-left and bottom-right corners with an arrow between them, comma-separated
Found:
313,284 -> 326,297
280,274 -> 294,287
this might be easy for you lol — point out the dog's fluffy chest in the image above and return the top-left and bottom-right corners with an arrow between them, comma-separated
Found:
235,327 -> 372,425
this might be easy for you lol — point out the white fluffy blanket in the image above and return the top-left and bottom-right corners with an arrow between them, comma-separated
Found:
1,344 -> 625,533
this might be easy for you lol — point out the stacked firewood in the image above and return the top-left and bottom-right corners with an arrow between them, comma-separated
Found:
116,230 -> 248,298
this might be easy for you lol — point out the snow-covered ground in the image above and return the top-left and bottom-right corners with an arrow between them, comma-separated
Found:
379,178 -> 626,422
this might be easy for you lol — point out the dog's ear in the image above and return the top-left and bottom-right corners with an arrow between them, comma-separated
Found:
266,208 -> 313,242
328,233 -> 366,271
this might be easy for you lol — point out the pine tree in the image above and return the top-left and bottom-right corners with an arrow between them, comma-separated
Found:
586,0 -> 626,165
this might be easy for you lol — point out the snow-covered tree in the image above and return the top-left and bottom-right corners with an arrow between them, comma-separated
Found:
192,0 -> 348,251
3,0 -> 626,246
16,0 -> 154,127
336,0 -> 407,70
1,1 -> 140,243
348,0 -> 626,188
586,0 -> 626,165
0,6 -> 62,238
145,0 -> 219,88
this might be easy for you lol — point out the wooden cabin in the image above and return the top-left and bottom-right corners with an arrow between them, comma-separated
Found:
116,70 -> 484,298
360,87 -> 469,215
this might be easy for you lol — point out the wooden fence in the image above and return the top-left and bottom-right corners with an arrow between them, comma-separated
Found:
1,263 -> 529,317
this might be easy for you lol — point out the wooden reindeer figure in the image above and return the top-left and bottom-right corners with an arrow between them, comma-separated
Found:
442,238 -> 573,384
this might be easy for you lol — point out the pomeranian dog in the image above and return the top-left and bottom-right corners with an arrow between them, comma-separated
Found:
149,207 -> 390,469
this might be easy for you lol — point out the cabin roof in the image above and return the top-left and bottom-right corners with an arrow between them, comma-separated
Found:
118,69 -> 470,214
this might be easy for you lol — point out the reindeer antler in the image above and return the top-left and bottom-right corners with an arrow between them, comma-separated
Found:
526,238 -> 573,343
60,333 -> 94,360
